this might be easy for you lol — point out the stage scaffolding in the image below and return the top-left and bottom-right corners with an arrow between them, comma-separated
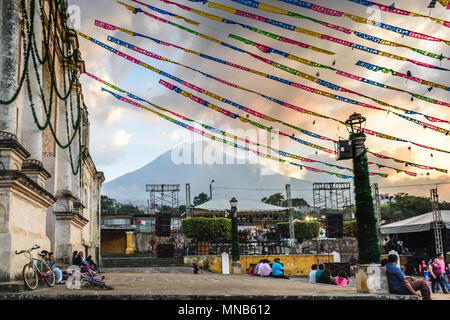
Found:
312,183 -> 355,275
145,184 -> 182,257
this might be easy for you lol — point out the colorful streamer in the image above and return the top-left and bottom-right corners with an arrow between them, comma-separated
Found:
99,86 -> 357,179
145,0 -> 450,71
74,29 -> 450,165
223,0 -> 449,60
437,0 -> 450,9
95,20 -> 450,124
84,69 -> 447,176
269,0 -> 450,45
102,27 -> 450,136
161,78 -> 432,177
85,72 -> 357,173
355,60 -> 450,92
94,20 -> 450,123
348,0 -> 450,28
117,1 -> 335,56
228,34 -> 450,112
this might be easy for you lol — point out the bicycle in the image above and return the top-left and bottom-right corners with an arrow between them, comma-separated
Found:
81,273 -> 114,290
15,245 -> 56,290
67,267 -> 113,290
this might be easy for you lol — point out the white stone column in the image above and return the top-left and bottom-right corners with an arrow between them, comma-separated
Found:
0,1 -> 20,135
21,2 -> 43,163
55,65 -> 72,193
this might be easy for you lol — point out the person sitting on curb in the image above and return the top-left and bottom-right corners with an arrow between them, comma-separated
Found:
72,251 -> 79,266
315,263 -> 325,282
385,254 -> 431,300
254,259 -> 264,276
271,258 -> 289,279
309,264 -> 318,283
258,259 -> 272,277
193,263 -> 202,274
47,252 -> 65,284
333,271 -> 348,287
317,267 -> 336,285
86,255 -> 101,273
74,251 -> 95,277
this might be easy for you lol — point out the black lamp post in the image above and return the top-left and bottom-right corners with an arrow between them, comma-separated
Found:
230,197 -> 239,262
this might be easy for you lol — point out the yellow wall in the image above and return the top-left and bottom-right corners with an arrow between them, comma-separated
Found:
184,254 -> 334,276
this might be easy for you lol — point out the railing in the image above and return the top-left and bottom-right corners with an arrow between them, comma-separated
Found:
182,240 -> 292,256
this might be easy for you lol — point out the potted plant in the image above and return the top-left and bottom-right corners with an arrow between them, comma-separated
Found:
182,217 -> 231,255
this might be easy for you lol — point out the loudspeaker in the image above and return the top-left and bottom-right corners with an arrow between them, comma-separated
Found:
326,214 -> 343,238
337,140 -> 353,160
155,213 -> 171,237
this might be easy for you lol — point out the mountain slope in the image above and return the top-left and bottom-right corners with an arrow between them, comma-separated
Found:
101,141 -> 342,205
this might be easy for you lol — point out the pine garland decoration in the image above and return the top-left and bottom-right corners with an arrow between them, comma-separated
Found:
350,131 -> 381,264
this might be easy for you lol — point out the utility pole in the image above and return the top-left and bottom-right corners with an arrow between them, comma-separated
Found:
286,184 -> 296,253
430,188 -> 444,255
185,183 -> 191,218
210,180 -> 215,200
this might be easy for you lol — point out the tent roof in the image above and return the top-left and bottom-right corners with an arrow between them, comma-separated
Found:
380,210 -> 450,234
193,198 -> 286,212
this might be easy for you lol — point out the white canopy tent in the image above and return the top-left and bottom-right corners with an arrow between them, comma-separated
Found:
193,198 -> 286,212
380,210 -> 450,234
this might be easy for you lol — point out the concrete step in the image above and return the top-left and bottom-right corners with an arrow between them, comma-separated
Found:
0,281 -> 24,293
101,266 -> 196,273
101,257 -> 185,268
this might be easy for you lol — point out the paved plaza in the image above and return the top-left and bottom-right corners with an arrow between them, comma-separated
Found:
1,270 -> 448,300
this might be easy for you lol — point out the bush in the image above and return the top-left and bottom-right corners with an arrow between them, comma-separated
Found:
181,217 -> 231,241
276,221 -> 320,241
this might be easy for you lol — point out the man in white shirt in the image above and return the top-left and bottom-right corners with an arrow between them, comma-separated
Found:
309,264 -> 318,283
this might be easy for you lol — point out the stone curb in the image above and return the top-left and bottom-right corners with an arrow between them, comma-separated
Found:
0,293 -> 419,300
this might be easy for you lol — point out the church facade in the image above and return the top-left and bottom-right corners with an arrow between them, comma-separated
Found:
0,0 -> 103,281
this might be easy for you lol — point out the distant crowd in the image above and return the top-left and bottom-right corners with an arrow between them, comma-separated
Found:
246,258 -> 290,279
309,264 -> 348,287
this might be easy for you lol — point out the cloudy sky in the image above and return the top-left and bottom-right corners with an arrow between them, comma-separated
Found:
68,0 -> 450,200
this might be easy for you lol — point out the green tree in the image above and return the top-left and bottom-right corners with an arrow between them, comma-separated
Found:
179,205 -> 186,214
281,198 -> 310,208
101,195 -> 117,214
262,193 -> 285,206
193,192 -> 209,206
380,193 -> 441,224
101,195 -> 145,215
116,203 -> 145,215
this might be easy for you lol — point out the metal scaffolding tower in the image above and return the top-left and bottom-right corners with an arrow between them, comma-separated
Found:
312,183 -> 354,272
146,184 -> 180,215
430,188 -> 444,255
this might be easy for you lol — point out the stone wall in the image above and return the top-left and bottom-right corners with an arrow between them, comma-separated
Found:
301,238 -> 358,262
135,233 -> 153,253
0,181 -> 52,281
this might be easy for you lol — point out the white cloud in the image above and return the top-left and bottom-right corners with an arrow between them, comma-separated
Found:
113,130 -> 135,148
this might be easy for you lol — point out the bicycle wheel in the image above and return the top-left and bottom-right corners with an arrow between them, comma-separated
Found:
22,264 -> 39,290
43,263 -> 55,287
